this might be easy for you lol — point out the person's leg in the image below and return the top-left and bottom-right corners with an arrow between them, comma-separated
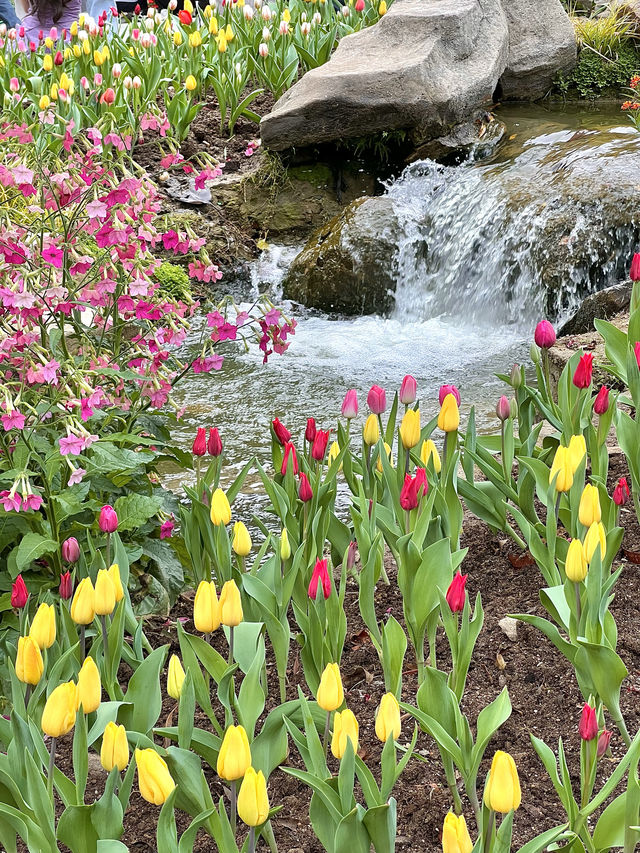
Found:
0,0 -> 18,27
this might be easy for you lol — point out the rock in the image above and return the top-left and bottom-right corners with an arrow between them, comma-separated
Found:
499,0 -> 577,99
547,314 -> 629,391
282,197 -> 399,315
559,281 -> 632,336
410,111 -> 506,162
163,176 -> 211,205
498,616 -> 518,641
261,0 -> 510,151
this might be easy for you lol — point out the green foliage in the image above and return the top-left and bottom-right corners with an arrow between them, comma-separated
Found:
555,43 -> 640,98
572,5 -> 638,58
155,263 -> 193,303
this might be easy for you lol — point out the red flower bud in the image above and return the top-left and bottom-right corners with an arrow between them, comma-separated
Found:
534,320 -> 556,349
399,374 -> 417,405
134,3 -> 141,12
308,558 -> 331,600
597,728 -> 611,759
192,427 -> 206,456
298,473 -> 313,502
207,427 -> 222,457
635,341 -> 640,370
10,574 -> 28,608
99,504 -> 118,533
305,418 -> 316,443
593,386 -> 609,415
54,49 -> 63,64
438,384 -> 460,406
346,541 -> 357,571
414,467 -> 428,500
61,536 -> 80,563
446,572 -> 467,613
630,252 -> 640,282
367,385 -> 386,415
272,418 -> 291,446
496,395 -> 511,422
59,571 -> 73,600
178,8 -> 191,23
400,474 -> 419,511
311,429 -> 330,461
281,441 -> 299,476
613,477 -> 630,506
573,353 -> 594,389
579,703 -> 598,741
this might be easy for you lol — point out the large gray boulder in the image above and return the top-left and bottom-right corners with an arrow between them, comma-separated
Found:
499,0 -> 577,99
261,0 -> 510,151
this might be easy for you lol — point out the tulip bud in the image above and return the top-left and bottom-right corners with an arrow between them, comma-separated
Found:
132,76 -> 142,89
534,320 -> 556,349
232,521 -> 252,557
280,528 -> 291,560
376,441 -> 393,473
298,473 -> 313,502
78,655 -> 101,713
219,579 -> 243,627
101,721 -> 129,772
509,363 -> 522,389
579,702 -> 598,741
439,384 -> 460,406
99,505 -> 118,533
400,408 -> 421,449
16,635 -> 44,685
271,417 -> 291,445
59,571 -> 73,600
135,748 -> 176,804
94,568 -> 116,616
192,427 -> 206,456
420,439 -> 441,473
41,680 -> 79,737
446,572 -> 468,613
305,417 -> 317,443
207,427 -> 222,456
62,536 -> 80,563
43,52 -> 53,70
597,728 -> 611,759
167,654 -> 185,700
107,563 -> 124,603
549,445 -> 573,493
630,252 -> 640,282
281,441 -> 299,476
530,342 -> 541,364
399,374 -> 417,405
341,389 -> 358,419
30,603 -> 56,649
573,352 -> 594,389
11,574 -> 28,608
378,0 -> 387,12
312,429 -> 330,461
194,580 -> 220,633
568,434 -> 587,474
438,394 -> 460,433
367,385 -> 386,414
70,577 -> 95,625
328,441 -> 341,468
593,385 -> 609,415
496,395 -> 510,422
210,488 -> 231,526
237,766 -> 269,827
583,521 -> 606,564
442,812 -> 473,853
331,708 -> 359,759
317,662 -> 343,712
217,724 -> 251,780
375,693 -> 401,742
363,414 -> 380,446
346,540 -> 357,571
483,750 -> 521,813
613,476 -> 630,506
258,41 -> 268,56
308,558 -> 331,600
578,483 -> 601,527
9,77 -> 19,92
565,538 -> 588,583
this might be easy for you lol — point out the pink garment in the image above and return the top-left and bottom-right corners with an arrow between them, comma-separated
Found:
21,0 -> 81,41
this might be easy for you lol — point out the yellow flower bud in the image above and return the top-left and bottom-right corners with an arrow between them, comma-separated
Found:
363,414 -> 380,446
280,528 -> 291,560
217,724 -> 251,781
183,0 -> 193,11
578,483 -> 601,528
167,654 -> 185,700
328,440 -> 341,468
193,580 -> 220,633
44,36 -> 53,49
376,441 -> 393,473
378,0 -> 387,13
209,15 -> 218,33
375,692 -> 401,742
94,49 -> 104,65
83,40 -> 91,55
67,79 -> 75,96
568,434 -> 587,474
442,812 -> 473,853
16,635 -> 44,685
70,577 -> 95,625
203,4 -> 212,17
108,563 -> 124,603
438,394 -> 460,433
219,579 -> 243,627
50,83 -> 58,101
41,681 -> 79,738
94,568 -> 116,617
225,23 -> 233,40
217,31 -> 227,51
63,47 -> 71,59
238,767 -> 270,826
584,521 -> 606,564
188,30 -> 202,47
549,446 -> 573,493
173,30 -> 183,45
316,662 -> 343,712
483,750 -> 521,813
283,8 -> 291,21
185,74 -> 197,91
565,538 -> 587,583
60,72 -> 70,89
73,44 -> 82,58
29,603 -> 56,649
232,521 -> 252,557
400,408 -> 421,450
78,655 -> 101,713
331,708 -> 359,759
420,439 -> 441,473
39,95 -> 51,110
70,20 -> 78,35
135,748 -> 176,805
210,488 -> 232,525
101,721 -> 129,772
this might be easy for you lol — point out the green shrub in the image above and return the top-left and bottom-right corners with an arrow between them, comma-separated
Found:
555,43 -> 640,98
572,5 -> 638,58
155,262 -> 193,301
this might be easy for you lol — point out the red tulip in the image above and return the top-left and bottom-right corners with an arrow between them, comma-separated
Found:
593,386 -> 609,415
11,574 -> 28,608
635,341 -> 640,369
438,384 -> 460,406
59,571 -> 73,600
54,49 -> 63,65
178,8 -> 191,24
341,389 -> 358,419
101,87 -> 116,105
573,353 -> 594,389
311,429 -> 330,461
400,469 -> 428,511
99,504 -> 118,533
534,320 -> 556,349
597,729 -> 611,759
414,467 -> 428,500
367,385 -> 386,415
613,477 -> 630,506
61,536 -> 80,564
207,427 -> 222,456
496,395 -> 511,422
134,2 -> 141,11
399,375 -> 417,405
272,418 -> 291,446
298,473 -> 313,502
446,572 -> 467,613
192,427 -> 206,456
281,441 -> 299,476
355,0 -> 364,10
305,418 -> 316,443
308,558 -> 331,600
630,252 -> 640,282
579,703 -> 598,741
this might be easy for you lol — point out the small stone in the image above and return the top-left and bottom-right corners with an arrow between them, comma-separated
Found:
498,616 -> 518,641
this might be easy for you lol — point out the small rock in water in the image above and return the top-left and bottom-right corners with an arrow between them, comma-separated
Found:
164,176 -> 211,205
498,616 -> 518,641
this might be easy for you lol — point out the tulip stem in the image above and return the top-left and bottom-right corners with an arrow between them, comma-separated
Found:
322,710 -> 331,758
106,532 -> 111,569
47,737 -> 57,800
377,414 -> 384,440
404,448 -> 410,476
101,615 -> 110,661
248,826 -> 256,853
466,783 -> 481,829
24,683 -> 32,709
228,626 -> 234,665
79,625 -> 86,661
230,779 -> 237,834
483,809 -> 495,853
500,421 -> 509,483
574,582 -> 582,624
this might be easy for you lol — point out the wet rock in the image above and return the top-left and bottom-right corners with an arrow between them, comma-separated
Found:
163,175 -> 211,205
559,281 -> 632,336
410,112 -> 506,162
282,197 -> 399,315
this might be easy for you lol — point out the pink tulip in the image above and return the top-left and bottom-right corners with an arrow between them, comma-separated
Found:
496,396 -> 511,422
341,389 -> 358,419
630,253 -> 640,282
534,320 -> 556,349
438,384 -> 460,406
99,505 -> 118,533
62,536 -> 80,563
399,375 -> 417,405
367,385 -> 386,414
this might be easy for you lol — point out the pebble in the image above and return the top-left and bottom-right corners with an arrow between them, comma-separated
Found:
498,616 -> 518,641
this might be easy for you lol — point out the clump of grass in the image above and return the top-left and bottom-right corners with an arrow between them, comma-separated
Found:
572,3 -> 638,59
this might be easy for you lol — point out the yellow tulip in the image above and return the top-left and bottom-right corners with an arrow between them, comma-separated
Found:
584,521 -> 606,564
82,40 -> 91,56
280,528 -> 291,560
217,724 -> 251,781
50,83 -> 58,100
442,812 -> 473,853
16,635 -> 44,685
328,441 -> 341,468
167,654 -> 185,700
108,563 -> 124,603
94,49 -> 104,65
193,580 -> 220,633
578,484 -> 601,527
67,79 -> 75,96
60,72 -> 70,89
209,15 -> 218,34
363,414 -> 379,446
183,0 -> 193,12
217,31 -> 227,51
376,441 -> 393,473
173,30 -> 183,45
438,394 -> 460,432
210,488 -> 231,525
420,439 -> 442,473
219,579 -> 243,627
565,538 -> 587,583
188,30 -> 202,47
102,45 -> 110,60
484,750 -> 521,813
70,20 -> 78,35
41,681 -> 79,738
29,603 -> 56,649
101,721 -> 129,772
39,95 -> 51,110
549,446 -> 573,493
185,74 -> 197,91
135,748 -> 176,805
73,44 -> 82,58
203,4 -> 212,17
378,0 -> 387,13
375,693 -> 401,742
78,655 -> 101,713
44,36 -> 53,48
70,577 -> 95,625
568,434 -> 587,474
225,23 -> 234,40
400,408 -> 421,450
63,47 -> 71,60
94,568 -> 116,617
316,662 -> 343,712
331,708 -> 359,759
232,521 -> 252,557
282,7 -> 291,21
237,766 -> 269,826
43,53 -> 53,71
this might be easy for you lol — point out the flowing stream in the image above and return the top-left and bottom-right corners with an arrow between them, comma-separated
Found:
169,105 -> 639,502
